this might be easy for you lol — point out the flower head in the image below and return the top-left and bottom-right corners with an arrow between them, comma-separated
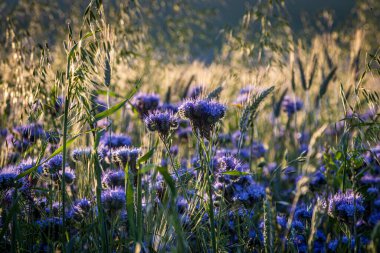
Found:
14,123 -> 45,142
100,134 -> 132,149
101,188 -> 126,214
327,191 -> 365,223
0,166 -> 20,190
111,146 -> 141,168
102,170 -> 125,188
71,147 -> 92,163
144,110 -> 179,139
282,96 -> 303,116
178,99 -> 226,139
133,93 -> 160,116
43,155 -> 63,174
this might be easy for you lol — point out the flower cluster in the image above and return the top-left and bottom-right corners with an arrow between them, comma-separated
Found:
133,93 -> 160,116
144,110 -> 179,139
178,99 -> 226,139
326,191 -> 365,223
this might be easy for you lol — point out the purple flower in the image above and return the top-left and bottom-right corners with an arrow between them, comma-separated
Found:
282,96 -> 303,116
100,134 -> 132,149
71,147 -> 92,162
133,93 -> 160,116
326,191 -> 365,223
43,155 -> 63,174
111,146 -> 141,168
14,123 -> 45,142
187,86 -> 203,99
0,166 -> 20,190
60,168 -> 75,185
68,198 -> 92,222
101,188 -> 126,214
102,170 -> 125,188
309,171 -> 326,191
144,110 -> 179,139
179,99 -> 226,139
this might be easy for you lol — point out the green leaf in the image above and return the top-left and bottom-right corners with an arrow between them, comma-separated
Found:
156,166 -> 176,195
137,140 -> 158,165
222,170 -> 250,176
17,136 -> 78,179
94,81 -> 140,122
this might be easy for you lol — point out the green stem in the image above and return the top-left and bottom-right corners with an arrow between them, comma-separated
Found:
93,132 -> 109,253
61,89 -> 71,251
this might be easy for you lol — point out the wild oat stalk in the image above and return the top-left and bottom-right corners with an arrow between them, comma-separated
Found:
238,86 -> 274,151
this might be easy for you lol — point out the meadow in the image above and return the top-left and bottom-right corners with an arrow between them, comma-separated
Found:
0,0 -> 379,252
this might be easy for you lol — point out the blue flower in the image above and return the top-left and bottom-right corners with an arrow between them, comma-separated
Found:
60,168 -> 75,185
43,154 -> 63,174
0,166 -> 20,190
101,188 -> 126,214
133,93 -> 160,116
111,146 -> 141,168
144,110 -> 179,139
282,96 -> 303,116
178,99 -> 226,139
102,170 -> 125,188
71,147 -> 92,162
14,123 -> 45,142
100,134 -> 132,148
328,239 -> 338,252
327,191 -> 365,223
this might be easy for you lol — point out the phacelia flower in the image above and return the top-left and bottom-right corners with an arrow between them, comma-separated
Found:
282,96 -> 303,116
133,93 -> 160,116
14,123 -> 45,142
326,191 -> 365,223
71,147 -> 92,162
187,86 -> 203,99
144,110 -> 179,139
0,166 -> 20,190
101,188 -> 126,214
60,168 -> 76,185
68,198 -> 92,222
111,147 -> 141,168
100,134 -> 132,149
102,170 -> 125,188
178,99 -> 226,139
43,155 -> 63,174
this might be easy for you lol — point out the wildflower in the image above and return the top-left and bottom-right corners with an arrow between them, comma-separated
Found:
144,110 -> 179,139
71,147 -> 92,162
36,217 -> 63,240
111,146 -> 141,168
100,134 -> 132,149
68,198 -> 92,222
43,155 -> 63,174
133,93 -> 160,116
326,191 -> 365,223
44,131 -> 60,144
160,103 -> 178,113
0,166 -> 19,190
176,196 -> 188,214
282,96 -> 303,116
14,123 -> 45,142
178,99 -> 226,139
310,171 -> 326,191
102,170 -> 125,188
187,86 -> 203,99
101,188 -> 126,214
60,168 -> 75,185
328,239 -> 339,252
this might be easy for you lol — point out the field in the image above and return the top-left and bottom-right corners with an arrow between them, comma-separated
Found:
0,0 -> 380,252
